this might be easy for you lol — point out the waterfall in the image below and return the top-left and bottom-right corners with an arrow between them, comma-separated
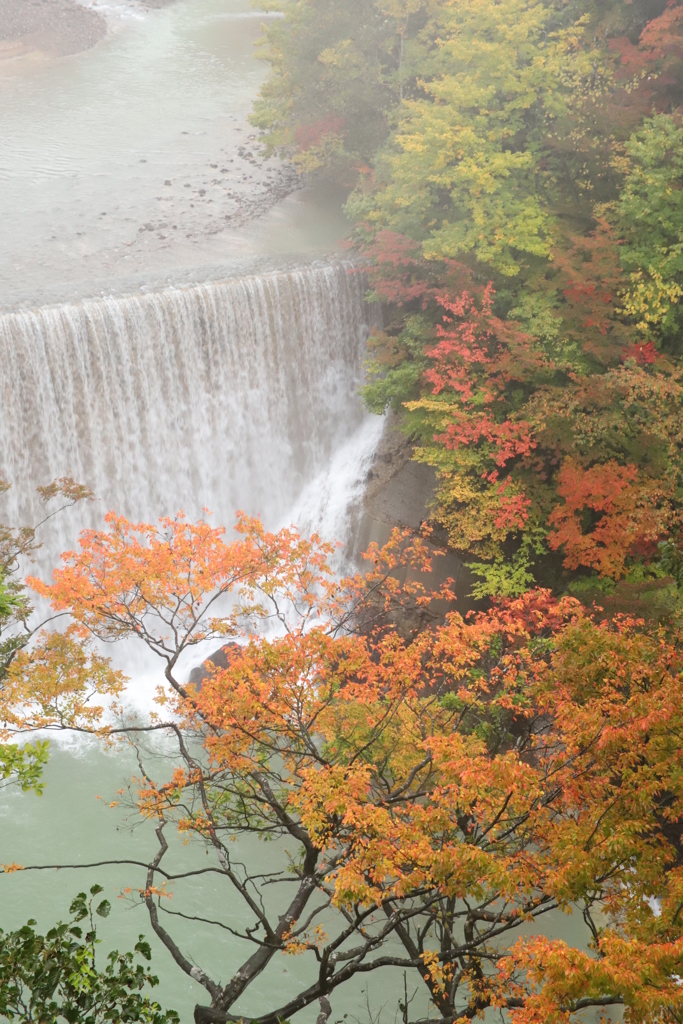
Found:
0,263 -> 381,563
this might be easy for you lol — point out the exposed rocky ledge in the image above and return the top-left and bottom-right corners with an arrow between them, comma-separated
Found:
188,644 -> 238,692
358,413 -> 475,611
363,412 -> 437,533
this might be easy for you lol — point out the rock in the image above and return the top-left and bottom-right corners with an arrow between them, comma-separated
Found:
188,642 -> 240,691
366,457 -> 436,532
358,411 -> 479,615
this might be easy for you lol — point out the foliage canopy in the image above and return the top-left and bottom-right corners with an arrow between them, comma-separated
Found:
3,3 -> 683,1023
0,512 -> 681,1023
0,886 -> 178,1024
254,0 -> 683,606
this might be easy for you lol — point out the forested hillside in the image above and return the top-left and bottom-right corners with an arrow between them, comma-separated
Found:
255,0 -> 683,612
3,5 -> 683,1023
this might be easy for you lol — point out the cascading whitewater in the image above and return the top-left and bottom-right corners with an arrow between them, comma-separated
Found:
0,263 -> 381,560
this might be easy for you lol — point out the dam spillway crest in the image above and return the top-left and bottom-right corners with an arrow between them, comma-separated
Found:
0,264 -> 377,551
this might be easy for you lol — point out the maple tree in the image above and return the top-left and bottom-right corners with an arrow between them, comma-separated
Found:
2,2 -> 683,1021
0,512 -> 681,1024
0,478 -> 93,793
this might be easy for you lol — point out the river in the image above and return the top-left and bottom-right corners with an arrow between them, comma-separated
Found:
0,0 -> 350,310
0,2 -> 594,1021
0,2 -> 390,1019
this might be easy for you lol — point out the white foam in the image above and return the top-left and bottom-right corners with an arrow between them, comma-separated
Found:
5,264 -> 384,733
288,414 -> 385,548
1,264 -> 375,567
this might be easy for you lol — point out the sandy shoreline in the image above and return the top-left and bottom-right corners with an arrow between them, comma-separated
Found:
0,0 -> 176,61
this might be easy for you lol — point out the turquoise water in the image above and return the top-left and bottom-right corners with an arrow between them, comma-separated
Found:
0,743 -> 432,1022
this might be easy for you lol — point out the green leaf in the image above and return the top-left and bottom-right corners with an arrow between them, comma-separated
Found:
95,901 -> 111,919
69,894 -> 88,921
0,890 -> 179,1023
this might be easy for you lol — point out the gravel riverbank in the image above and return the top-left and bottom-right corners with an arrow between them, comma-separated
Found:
0,0 -> 180,61
0,0 -> 106,59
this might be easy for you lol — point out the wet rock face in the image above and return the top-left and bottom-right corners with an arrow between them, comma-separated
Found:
0,0 -> 106,58
188,643 -> 240,692
363,412 -> 437,533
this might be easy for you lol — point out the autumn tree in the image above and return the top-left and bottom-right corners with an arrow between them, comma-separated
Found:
251,0 -> 436,179
2,512 -> 682,1024
0,478 -> 93,793
348,0 -> 601,276
346,1 -> 683,604
611,112 -> 683,347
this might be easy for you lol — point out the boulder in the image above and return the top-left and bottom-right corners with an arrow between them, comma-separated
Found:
187,642 -> 240,691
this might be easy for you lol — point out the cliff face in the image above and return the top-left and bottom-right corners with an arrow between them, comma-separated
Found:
363,416 -> 436,534
359,411 -> 442,544
357,414 -> 477,615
